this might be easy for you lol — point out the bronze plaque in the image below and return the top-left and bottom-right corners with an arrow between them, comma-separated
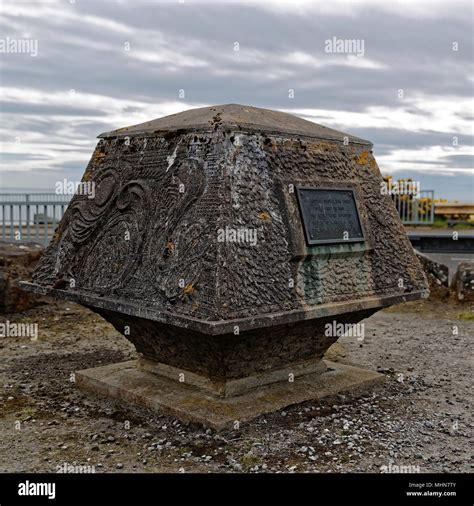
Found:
296,187 -> 364,245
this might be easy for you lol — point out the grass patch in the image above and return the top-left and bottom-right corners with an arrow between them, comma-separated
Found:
457,312 -> 474,321
431,218 -> 473,230
16,406 -> 38,421
240,452 -> 261,470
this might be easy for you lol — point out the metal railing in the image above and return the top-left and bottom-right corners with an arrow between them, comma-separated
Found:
392,190 -> 435,225
0,193 -> 72,245
0,188 -> 436,246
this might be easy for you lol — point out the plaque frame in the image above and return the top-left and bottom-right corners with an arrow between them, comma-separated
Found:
295,186 -> 366,246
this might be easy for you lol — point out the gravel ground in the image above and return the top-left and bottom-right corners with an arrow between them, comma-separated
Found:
0,298 -> 472,474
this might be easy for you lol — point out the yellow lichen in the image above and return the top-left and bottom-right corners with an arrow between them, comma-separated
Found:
183,283 -> 195,296
93,150 -> 106,165
82,167 -> 93,182
355,150 -> 369,165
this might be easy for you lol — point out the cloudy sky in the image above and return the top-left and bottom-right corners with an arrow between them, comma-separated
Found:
0,0 -> 473,200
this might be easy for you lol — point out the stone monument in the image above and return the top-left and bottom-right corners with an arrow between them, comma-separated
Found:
22,104 -> 429,429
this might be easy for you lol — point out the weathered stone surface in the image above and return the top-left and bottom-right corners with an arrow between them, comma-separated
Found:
25,105 -> 428,321
415,250 -> 450,300
21,104 -> 428,416
97,103 -> 371,144
0,241 -> 47,313
451,262 -> 474,303
89,306 -> 376,382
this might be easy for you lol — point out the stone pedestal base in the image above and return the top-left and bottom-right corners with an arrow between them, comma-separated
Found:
76,359 -> 384,430
138,356 -> 328,398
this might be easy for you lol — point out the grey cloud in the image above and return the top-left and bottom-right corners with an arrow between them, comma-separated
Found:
0,0 -> 472,199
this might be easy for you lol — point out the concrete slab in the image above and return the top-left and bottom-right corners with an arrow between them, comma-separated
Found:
75,360 -> 385,430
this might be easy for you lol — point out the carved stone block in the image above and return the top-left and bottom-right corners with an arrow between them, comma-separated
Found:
21,104 -> 428,423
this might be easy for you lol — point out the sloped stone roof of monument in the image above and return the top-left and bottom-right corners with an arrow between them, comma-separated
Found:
98,104 -> 372,146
